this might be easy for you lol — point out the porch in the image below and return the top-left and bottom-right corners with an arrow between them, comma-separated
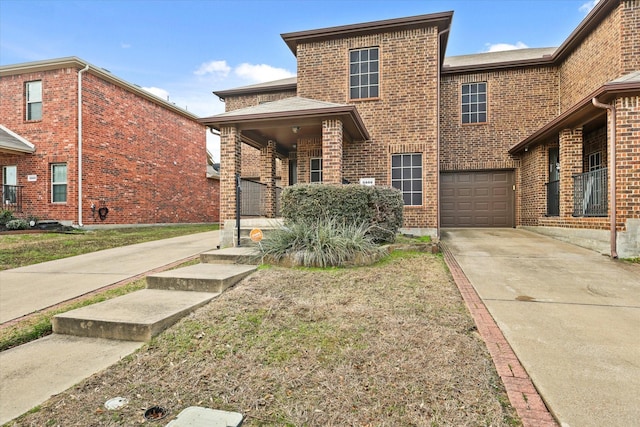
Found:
199,97 -> 371,247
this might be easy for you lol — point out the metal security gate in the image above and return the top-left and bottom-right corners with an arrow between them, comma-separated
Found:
440,171 -> 515,227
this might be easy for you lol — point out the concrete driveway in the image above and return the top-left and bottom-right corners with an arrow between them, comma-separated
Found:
441,228 -> 640,427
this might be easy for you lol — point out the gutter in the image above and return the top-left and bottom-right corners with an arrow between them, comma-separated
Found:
591,97 -> 618,259
78,63 -> 90,227
436,27 -> 450,239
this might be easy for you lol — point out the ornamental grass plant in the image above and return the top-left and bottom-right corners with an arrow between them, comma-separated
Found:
259,218 -> 387,268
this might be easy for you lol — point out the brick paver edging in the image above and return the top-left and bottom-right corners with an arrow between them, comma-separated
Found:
440,243 -> 558,427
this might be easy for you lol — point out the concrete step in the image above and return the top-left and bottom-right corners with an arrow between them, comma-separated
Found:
200,246 -> 261,265
52,289 -> 217,341
146,263 -> 257,292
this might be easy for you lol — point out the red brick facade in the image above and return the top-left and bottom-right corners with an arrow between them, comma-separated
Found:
205,1 -> 638,255
0,59 -> 219,227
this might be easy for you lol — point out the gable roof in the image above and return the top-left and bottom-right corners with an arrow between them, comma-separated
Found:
200,96 -> 371,149
0,125 -> 36,154
0,57 -> 201,121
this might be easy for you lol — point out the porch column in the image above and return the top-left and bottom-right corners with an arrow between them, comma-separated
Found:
322,118 -> 343,184
220,125 -> 241,226
559,128 -> 583,217
260,140 -> 277,218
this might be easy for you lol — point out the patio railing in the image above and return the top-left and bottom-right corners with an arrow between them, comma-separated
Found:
2,185 -> 23,213
573,168 -> 607,217
240,179 -> 282,217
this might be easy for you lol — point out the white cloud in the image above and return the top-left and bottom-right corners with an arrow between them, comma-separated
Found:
141,86 -> 170,101
194,60 -> 231,78
234,63 -> 295,83
485,41 -> 529,52
121,42 -> 131,49
579,0 -> 600,14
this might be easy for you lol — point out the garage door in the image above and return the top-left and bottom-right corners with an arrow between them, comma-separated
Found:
440,171 -> 514,227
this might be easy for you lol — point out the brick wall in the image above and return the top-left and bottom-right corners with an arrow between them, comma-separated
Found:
559,5 -> 621,110
0,66 -> 219,225
439,67 -> 558,172
0,68 -> 80,222
296,27 -> 441,228
519,143 -> 549,226
615,95 -> 640,229
621,0 -> 640,74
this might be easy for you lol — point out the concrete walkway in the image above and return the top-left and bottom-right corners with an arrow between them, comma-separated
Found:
0,230 -> 220,424
0,230 -> 220,323
441,228 -> 640,427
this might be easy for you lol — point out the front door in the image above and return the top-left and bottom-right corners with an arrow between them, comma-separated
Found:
2,165 -> 17,204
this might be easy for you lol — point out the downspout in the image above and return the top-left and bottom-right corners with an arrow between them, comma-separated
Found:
436,27 -> 450,240
77,63 -> 89,227
592,97 -> 618,258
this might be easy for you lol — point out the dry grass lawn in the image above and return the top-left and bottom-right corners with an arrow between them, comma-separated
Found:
9,252 -> 520,426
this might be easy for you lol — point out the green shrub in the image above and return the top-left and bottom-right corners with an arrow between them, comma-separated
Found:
280,184 -> 403,243
5,219 -> 29,230
0,209 -> 14,226
259,218 -> 386,268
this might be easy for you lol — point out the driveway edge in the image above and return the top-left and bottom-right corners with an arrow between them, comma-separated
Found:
440,243 -> 558,427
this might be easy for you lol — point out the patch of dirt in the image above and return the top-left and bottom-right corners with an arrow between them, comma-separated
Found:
9,253 -> 520,426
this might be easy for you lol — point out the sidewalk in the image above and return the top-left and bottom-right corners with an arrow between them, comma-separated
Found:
0,230 -> 220,424
0,230 -> 220,323
441,228 -> 640,427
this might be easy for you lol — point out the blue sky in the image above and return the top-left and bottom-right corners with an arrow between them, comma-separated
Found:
1,0 -> 600,159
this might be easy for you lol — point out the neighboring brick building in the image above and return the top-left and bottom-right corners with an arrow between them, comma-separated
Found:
0,57 -> 219,227
201,0 -> 639,257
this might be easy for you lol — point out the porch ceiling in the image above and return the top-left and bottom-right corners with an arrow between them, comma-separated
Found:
0,125 -> 36,154
199,97 -> 371,155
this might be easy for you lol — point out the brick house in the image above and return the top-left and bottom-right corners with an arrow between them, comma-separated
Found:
201,0 -> 639,257
0,57 -> 219,227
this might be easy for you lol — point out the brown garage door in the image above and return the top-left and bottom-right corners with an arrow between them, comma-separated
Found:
440,171 -> 515,227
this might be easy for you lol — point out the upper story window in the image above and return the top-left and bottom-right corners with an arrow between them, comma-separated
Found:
310,158 -> 323,183
461,82 -> 486,124
51,163 -> 67,203
391,153 -> 422,206
349,47 -> 379,100
26,80 -> 43,121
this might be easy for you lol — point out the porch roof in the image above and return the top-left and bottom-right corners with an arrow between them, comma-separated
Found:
199,96 -> 371,154
509,72 -> 640,154
0,125 -> 36,154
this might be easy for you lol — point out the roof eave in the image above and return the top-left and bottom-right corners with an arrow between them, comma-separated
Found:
281,11 -> 453,56
442,57 -> 554,75
213,82 -> 298,99
200,104 -> 371,142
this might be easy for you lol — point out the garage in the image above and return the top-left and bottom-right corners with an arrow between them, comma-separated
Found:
440,171 -> 515,227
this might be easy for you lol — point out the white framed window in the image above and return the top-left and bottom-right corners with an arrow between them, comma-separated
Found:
461,82 -> 487,124
391,153 -> 422,206
26,80 -> 43,121
349,47 -> 379,100
310,158 -> 323,183
589,152 -> 602,171
51,163 -> 67,203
